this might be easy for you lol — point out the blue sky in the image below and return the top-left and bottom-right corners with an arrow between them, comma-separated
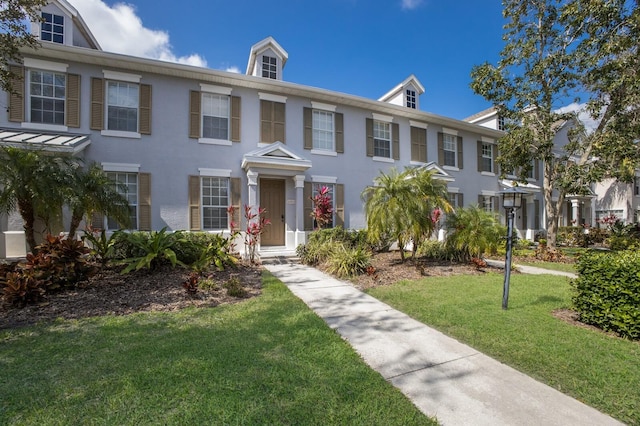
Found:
72,0 -> 506,120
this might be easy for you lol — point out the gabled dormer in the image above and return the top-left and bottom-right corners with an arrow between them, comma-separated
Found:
378,74 -> 425,110
31,0 -> 101,50
246,37 -> 288,81
464,107 -> 505,131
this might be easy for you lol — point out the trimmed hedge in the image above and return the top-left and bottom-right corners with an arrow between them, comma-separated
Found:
571,250 -> 640,340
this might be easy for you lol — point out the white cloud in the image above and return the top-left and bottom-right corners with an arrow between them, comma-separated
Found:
556,102 -> 600,133
225,66 -> 241,74
71,0 -> 208,67
401,0 -> 423,10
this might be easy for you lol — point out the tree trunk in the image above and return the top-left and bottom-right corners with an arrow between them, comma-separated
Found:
17,199 -> 38,254
68,209 -> 83,240
543,162 -> 562,250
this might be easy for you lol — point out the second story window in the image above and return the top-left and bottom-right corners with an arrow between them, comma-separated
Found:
634,177 -> 640,196
262,55 -> 277,79
107,81 -> 139,132
498,116 -> 506,131
202,93 -> 229,140
443,134 -> 457,167
373,121 -> 391,158
406,89 -> 416,109
29,70 -> 65,125
312,110 -> 334,151
41,12 -> 64,44
480,143 -> 494,173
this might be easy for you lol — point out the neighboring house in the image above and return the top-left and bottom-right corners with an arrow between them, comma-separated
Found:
2,0 -> 534,258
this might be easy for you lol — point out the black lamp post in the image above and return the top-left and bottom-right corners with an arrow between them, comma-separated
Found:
500,187 -> 525,310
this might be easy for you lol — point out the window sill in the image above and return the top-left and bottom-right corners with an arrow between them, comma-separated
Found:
101,130 -> 141,139
442,165 -> 460,172
311,149 -> 337,157
22,122 -> 68,132
481,171 -> 496,177
373,156 -> 394,163
198,138 -> 232,146
409,160 -> 427,166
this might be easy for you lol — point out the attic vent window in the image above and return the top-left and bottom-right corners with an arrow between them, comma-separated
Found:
41,12 -> 64,44
406,89 -> 416,109
262,55 -> 277,79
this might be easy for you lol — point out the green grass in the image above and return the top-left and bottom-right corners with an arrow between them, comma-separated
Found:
367,273 -> 640,425
515,260 -> 577,273
0,272 -> 435,426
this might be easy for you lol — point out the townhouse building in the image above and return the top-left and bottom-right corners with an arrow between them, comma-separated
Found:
1,0 -> 549,258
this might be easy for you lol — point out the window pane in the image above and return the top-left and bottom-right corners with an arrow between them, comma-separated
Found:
29,70 -> 65,124
106,172 -> 137,230
312,110 -> 334,150
373,121 -> 391,158
107,81 -> 139,131
202,177 -> 229,230
443,134 -> 456,167
202,94 -> 229,139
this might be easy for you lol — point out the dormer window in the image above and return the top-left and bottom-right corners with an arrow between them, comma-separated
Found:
406,89 -> 417,109
498,116 -> 506,131
262,55 -> 277,79
41,12 -> 64,44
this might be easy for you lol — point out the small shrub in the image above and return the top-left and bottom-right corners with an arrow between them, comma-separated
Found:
325,245 -> 371,278
418,240 -> 469,262
571,250 -> 640,340
182,272 -> 199,295
198,277 -> 218,291
2,270 -> 46,307
117,227 -> 186,274
223,276 -> 247,298
82,228 -> 119,265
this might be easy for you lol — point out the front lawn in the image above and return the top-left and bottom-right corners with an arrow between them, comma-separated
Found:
0,272 -> 434,425
366,273 -> 640,425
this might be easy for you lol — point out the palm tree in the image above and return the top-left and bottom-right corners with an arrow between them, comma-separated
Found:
66,163 -> 131,239
445,204 -> 505,260
0,147 -> 74,252
361,167 -> 451,262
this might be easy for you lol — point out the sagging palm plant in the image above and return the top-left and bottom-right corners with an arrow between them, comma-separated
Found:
361,167 -> 451,262
67,163 -> 131,239
0,147 -> 75,252
445,204 -> 505,260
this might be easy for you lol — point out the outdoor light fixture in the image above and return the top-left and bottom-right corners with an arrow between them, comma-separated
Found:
499,187 -> 526,310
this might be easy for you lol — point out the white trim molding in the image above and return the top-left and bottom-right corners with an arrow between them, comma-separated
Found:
258,92 -> 287,103
101,162 -> 141,172
23,58 -> 68,72
199,168 -> 232,177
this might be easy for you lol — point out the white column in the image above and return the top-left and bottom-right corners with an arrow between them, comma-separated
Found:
294,175 -> 306,246
571,199 -> 580,225
246,170 -> 258,209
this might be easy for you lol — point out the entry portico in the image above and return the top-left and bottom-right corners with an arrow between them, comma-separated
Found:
241,143 -> 312,252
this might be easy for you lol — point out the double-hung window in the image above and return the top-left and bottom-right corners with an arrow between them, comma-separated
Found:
202,93 -> 229,140
202,177 -> 229,230
373,121 -> 391,158
481,143 -> 493,173
262,55 -> 277,79
107,81 -> 139,132
41,12 -> 64,44
443,134 -> 457,167
634,177 -> 640,196
29,69 -> 65,125
312,110 -> 334,151
107,172 -> 138,230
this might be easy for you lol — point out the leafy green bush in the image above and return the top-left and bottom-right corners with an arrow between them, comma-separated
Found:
223,276 -> 247,298
571,250 -> 640,340
82,228 -> 119,265
173,232 -> 236,269
325,245 -> 371,278
417,240 -> 469,262
117,227 -> 186,274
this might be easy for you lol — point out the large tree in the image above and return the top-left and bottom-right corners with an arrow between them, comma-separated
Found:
0,0 -> 46,93
471,0 -> 640,250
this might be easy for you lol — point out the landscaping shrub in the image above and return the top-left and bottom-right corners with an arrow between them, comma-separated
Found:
1,235 -> 98,307
325,245 -> 371,278
571,250 -> 640,340
417,240 -> 469,262
116,227 -> 186,273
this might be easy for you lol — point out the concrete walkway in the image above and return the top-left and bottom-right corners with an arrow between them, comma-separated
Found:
263,259 -> 621,426
485,258 -> 578,278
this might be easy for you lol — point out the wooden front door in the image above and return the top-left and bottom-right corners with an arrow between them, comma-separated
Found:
260,179 -> 285,246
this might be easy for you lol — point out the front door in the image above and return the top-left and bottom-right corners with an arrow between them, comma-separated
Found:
260,179 -> 285,246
